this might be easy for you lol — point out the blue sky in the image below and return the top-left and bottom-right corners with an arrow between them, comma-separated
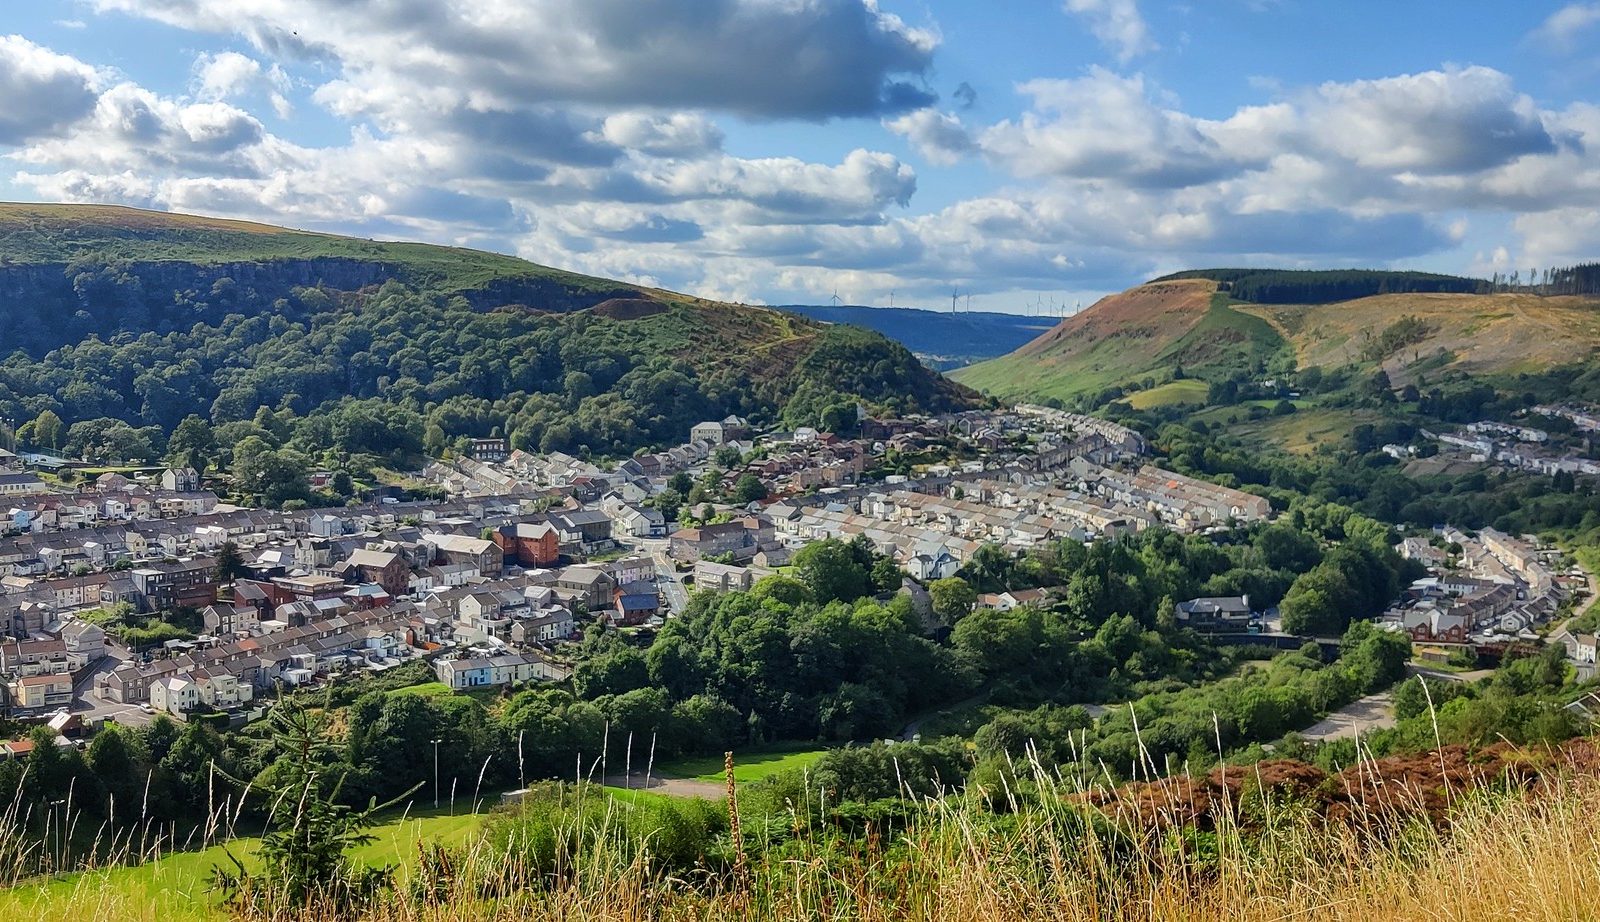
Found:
1,1 -> 1598,312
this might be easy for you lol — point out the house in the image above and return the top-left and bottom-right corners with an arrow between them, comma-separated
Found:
7,673 -> 71,710
689,416 -> 749,445
906,550 -> 960,581
195,671 -> 253,710
425,532 -> 504,578
59,620 -> 106,661
611,503 -> 666,538
1174,596 -> 1254,632
692,561 -> 771,594
513,607 -> 576,644
151,676 -> 200,715
1572,633 -> 1598,665
611,581 -> 661,626
554,567 -> 616,609
752,545 -> 792,569
130,557 -> 219,612
202,602 -> 260,637
161,468 -> 201,492
342,549 -> 411,598
0,473 -> 48,497
435,652 -> 557,689
494,522 -> 561,568
669,522 -> 756,563
548,511 -> 613,549
468,438 -> 510,463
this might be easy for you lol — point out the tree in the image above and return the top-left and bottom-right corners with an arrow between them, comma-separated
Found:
214,541 -> 247,583
31,410 -> 62,451
212,697 -> 416,916
166,414 -> 216,471
666,471 -> 695,496
793,538 -> 873,604
928,577 -> 977,625
731,474 -> 768,504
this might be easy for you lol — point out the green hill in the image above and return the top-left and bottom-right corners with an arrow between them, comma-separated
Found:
954,271 -> 1600,405
0,204 -> 974,478
952,278 -> 1288,402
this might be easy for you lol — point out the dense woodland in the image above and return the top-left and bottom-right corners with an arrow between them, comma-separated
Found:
1154,268 -> 1484,303
0,273 -> 968,480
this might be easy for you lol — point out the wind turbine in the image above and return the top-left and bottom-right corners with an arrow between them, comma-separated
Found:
951,288 -> 959,313
830,287 -> 841,307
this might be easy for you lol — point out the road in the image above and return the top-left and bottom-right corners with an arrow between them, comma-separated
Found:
1298,692 -> 1395,741
69,647 -> 155,727
633,537 -> 689,615
1548,568 -> 1599,651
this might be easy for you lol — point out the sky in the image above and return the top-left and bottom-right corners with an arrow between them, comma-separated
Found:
1,1 -> 1598,314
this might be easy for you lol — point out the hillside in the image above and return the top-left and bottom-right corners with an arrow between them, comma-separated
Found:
1241,290 -> 1600,383
952,278 -> 1287,401
955,271 -> 1600,404
0,204 -> 974,470
778,304 -> 1053,369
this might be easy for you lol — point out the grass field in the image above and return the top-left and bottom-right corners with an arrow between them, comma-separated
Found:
1125,379 -> 1208,409
0,810 -> 484,922
1227,407 -> 1380,455
657,745 -> 829,783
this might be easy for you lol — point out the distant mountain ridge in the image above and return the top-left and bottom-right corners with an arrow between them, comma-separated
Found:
779,304 -> 1054,370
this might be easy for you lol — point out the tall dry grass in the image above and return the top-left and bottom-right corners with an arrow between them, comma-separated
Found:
14,753 -> 1600,922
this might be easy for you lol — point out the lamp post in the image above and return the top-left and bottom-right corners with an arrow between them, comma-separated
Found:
432,738 -> 442,810
49,798 -> 66,871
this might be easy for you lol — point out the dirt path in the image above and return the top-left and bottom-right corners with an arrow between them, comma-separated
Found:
1298,692 -> 1396,742
602,772 -> 725,799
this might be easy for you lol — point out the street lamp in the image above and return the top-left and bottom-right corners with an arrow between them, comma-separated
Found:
431,738 -> 442,810
49,798 -> 66,871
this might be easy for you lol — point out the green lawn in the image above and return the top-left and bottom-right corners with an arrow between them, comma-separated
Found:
385,681 -> 455,698
657,745 -> 829,783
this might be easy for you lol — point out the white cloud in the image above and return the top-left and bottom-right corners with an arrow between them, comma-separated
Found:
599,112 -> 722,159
1527,3 -> 1600,53
980,70 -> 1242,186
1063,0 -> 1156,63
885,108 -> 974,165
193,51 -> 292,118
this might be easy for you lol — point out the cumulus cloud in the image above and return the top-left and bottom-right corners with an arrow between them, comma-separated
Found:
92,0 -> 939,119
885,108 -> 975,165
1305,67 -> 1554,174
1063,0 -> 1156,63
981,70 -> 1242,187
0,35 -> 102,144
600,112 -> 723,159
193,50 -> 292,117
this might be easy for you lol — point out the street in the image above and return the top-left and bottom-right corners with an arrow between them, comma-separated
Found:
633,537 -> 689,615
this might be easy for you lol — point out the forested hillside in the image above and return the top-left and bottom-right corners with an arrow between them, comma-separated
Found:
1154,268 -> 1484,304
0,205 -> 974,474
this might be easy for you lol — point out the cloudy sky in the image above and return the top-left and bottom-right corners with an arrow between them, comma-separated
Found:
2,1 -> 1598,312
